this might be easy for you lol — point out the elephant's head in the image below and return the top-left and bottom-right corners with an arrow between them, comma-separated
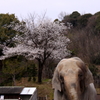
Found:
52,57 -> 94,100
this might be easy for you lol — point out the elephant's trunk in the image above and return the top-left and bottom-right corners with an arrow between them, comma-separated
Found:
68,87 -> 78,100
64,77 -> 80,100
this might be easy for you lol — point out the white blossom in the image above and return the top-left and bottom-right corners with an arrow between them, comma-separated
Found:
0,17 -> 70,61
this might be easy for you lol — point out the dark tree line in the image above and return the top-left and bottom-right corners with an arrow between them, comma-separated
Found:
61,11 -> 100,77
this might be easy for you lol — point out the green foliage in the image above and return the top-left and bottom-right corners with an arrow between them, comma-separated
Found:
54,19 -> 59,22
70,11 -> 80,19
62,12 -> 93,28
43,79 -> 51,83
0,14 -> 17,45
2,55 -> 27,85
78,13 -> 92,28
89,64 -> 98,76
27,61 -> 37,82
91,53 -> 100,65
0,13 -> 19,26
94,11 -> 100,16
0,13 -> 24,47
62,11 -> 80,27
3,56 -> 26,75
0,78 -> 12,86
95,15 -> 100,34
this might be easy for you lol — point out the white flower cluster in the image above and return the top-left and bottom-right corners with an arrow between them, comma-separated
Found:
0,17 -> 70,61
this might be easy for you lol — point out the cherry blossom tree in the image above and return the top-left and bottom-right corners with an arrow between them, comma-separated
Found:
0,15 -> 70,83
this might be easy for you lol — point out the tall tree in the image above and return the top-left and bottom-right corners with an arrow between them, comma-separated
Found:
0,13 -> 21,46
0,15 -> 70,83
0,13 -> 23,73
62,11 -> 80,27
78,13 -> 92,28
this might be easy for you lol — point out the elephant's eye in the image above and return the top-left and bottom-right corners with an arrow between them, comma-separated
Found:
59,75 -> 64,83
78,74 -> 83,77
78,70 -> 83,78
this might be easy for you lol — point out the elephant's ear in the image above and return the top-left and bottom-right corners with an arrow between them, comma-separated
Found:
85,68 -> 94,87
52,68 -> 61,92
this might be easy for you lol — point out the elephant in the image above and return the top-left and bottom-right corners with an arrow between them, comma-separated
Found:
52,57 -> 97,100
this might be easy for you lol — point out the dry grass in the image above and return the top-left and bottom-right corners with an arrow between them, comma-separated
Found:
16,77 -> 54,100
96,88 -> 100,94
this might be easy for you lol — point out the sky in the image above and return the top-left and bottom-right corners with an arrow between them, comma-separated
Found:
0,0 -> 100,21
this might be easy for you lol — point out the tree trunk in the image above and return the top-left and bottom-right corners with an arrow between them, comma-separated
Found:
12,74 -> 16,86
37,59 -> 44,83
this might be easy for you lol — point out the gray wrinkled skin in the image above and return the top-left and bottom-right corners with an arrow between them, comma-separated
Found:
52,57 -> 97,100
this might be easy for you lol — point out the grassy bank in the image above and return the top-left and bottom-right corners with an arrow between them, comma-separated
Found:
16,77 -> 53,100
